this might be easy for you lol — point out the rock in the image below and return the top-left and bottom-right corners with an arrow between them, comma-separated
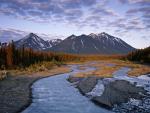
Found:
92,80 -> 147,108
113,96 -> 150,113
77,77 -> 98,94
67,76 -> 83,83
0,71 -> 9,80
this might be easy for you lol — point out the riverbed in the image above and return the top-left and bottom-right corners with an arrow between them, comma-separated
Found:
22,63 -> 150,113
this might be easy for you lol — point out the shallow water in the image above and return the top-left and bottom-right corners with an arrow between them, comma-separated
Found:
113,67 -> 150,93
22,65 -> 113,113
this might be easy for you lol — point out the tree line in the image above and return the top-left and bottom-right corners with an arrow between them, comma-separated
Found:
0,41 -> 80,69
125,46 -> 150,63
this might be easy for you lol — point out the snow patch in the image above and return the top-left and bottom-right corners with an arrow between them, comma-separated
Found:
94,45 -> 98,50
39,42 -> 44,47
114,37 -> 121,43
70,35 -> 76,39
86,80 -> 104,97
89,33 -> 97,38
93,44 -> 98,50
129,98 -> 141,106
72,41 -> 76,51
81,39 -> 84,47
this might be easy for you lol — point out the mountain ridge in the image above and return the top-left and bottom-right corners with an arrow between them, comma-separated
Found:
48,32 -> 135,54
14,32 -> 135,54
15,33 -> 62,50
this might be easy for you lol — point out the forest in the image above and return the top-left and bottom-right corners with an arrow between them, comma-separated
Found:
126,46 -> 150,63
0,41 -> 80,69
0,41 -> 149,70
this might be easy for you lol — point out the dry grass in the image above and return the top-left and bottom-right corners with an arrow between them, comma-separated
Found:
6,65 -> 70,77
73,60 -> 150,78
31,66 -> 70,77
74,62 -> 120,78
102,60 -> 150,76
93,66 -> 121,77
0,61 -> 70,79
1,59 -> 149,79
67,60 -> 88,65
128,66 -> 150,76
74,70 -> 94,77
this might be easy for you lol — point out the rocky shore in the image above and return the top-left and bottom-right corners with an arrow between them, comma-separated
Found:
92,80 -> 146,107
68,75 -> 150,112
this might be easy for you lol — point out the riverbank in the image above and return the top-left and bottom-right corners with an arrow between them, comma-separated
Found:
0,66 -> 71,113
71,60 -> 150,78
0,60 -> 150,113
68,64 -> 150,113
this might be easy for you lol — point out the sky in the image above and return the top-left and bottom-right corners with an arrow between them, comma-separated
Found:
0,0 -> 149,48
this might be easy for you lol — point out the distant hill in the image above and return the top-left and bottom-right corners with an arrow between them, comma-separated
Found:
48,32 -> 135,54
14,33 -> 62,50
126,46 -> 150,63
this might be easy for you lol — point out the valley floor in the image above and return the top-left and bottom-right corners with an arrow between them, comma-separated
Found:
0,60 -> 150,113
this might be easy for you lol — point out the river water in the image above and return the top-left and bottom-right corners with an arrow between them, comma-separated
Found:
22,65 -> 113,113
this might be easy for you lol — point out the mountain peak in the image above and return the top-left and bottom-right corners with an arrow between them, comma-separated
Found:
89,33 -> 98,38
29,32 -> 35,36
27,33 -> 37,38
68,34 -> 76,39
89,32 -> 110,39
100,32 -> 107,35
50,39 -> 62,43
28,33 -> 39,38
15,33 -> 62,50
22,33 -> 39,41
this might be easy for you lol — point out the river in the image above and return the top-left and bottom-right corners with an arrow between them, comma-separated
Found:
22,65 -> 113,113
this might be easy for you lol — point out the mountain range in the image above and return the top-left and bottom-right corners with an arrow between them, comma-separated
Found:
14,32 -> 135,54
48,32 -> 135,54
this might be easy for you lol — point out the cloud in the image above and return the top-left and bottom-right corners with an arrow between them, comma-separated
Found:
91,7 -> 118,17
118,0 -> 150,5
0,0 -> 98,21
128,0 -> 150,6
0,0 -> 111,25
117,0 -> 128,4
126,6 -> 150,29
0,28 -> 27,42
127,7 -> 150,14
141,36 -> 150,40
0,28 -> 65,42
107,16 -> 146,32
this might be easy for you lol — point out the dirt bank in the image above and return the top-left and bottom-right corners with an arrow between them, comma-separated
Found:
0,66 -> 70,113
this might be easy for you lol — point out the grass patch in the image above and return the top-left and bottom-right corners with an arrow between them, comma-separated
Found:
72,60 -> 150,78
0,60 -> 68,79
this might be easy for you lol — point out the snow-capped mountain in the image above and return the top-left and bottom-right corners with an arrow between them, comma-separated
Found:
48,32 -> 135,54
46,39 -> 62,48
15,33 -> 62,50
14,32 -> 135,54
